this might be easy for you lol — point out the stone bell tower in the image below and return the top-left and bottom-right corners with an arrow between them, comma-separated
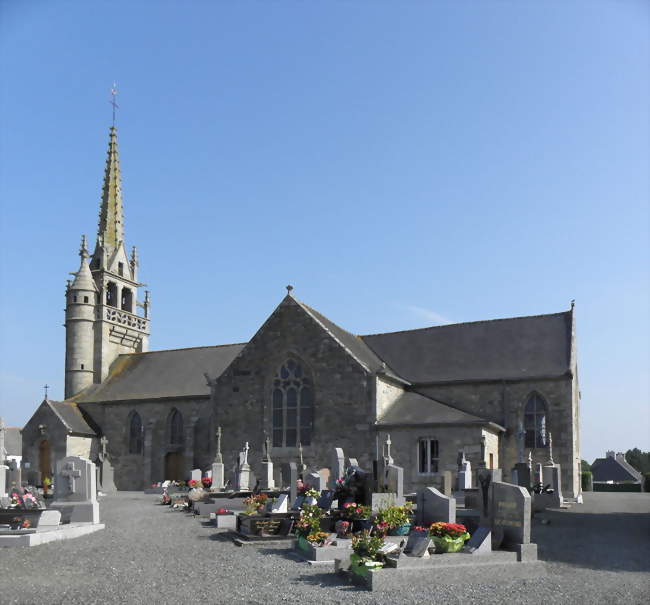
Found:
64,125 -> 151,398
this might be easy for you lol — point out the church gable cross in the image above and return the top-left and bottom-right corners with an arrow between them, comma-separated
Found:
61,461 -> 82,493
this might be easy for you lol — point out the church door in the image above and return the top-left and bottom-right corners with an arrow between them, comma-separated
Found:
164,452 -> 185,481
39,440 -> 51,484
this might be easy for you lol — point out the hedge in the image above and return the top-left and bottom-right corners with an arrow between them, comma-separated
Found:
581,471 -> 593,491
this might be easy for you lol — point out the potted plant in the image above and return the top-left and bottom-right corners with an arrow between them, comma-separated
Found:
306,530 -> 330,546
428,522 -> 471,553
350,531 -> 386,577
375,502 -> 414,536
201,476 -> 212,489
343,502 -> 372,532
295,504 -> 324,550
299,487 -> 320,506
243,493 -> 269,515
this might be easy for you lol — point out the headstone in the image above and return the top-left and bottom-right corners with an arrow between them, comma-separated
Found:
329,447 -> 345,490
442,471 -> 453,497
271,493 -> 288,513
261,460 -> 275,490
404,532 -> 431,558
190,469 -> 202,482
8,460 -> 21,490
39,510 -> 62,527
534,463 -> 543,485
306,470 -> 326,491
348,457 -> 359,468
463,526 -> 492,555
542,464 -> 563,507
211,426 -> 225,490
98,436 -> 116,492
490,481 -> 532,546
457,459 -> 472,490
289,462 -> 298,505
51,456 -> 100,524
236,443 -> 251,491
514,462 -> 531,490
415,487 -> 455,526
385,464 -> 404,500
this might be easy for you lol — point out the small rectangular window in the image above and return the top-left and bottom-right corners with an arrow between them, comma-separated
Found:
118,262 -> 124,276
83,296 -> 89,303
418,438 -> 439,474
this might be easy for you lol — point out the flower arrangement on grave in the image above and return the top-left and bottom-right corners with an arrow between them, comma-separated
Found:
42,477 -> 52,495
216,507 -> 231,515
334,519 -> 351,538
303,487 -> 320,499
342,502 -> 372,521
374,502 -> 413,535
372,521 -> 390,538
243,493 -> 269,515
160,490 -> 171,505
294,504 -> 324,537
428,522 -> 470,553
305,530 -> 330,546
350,530 -> 386,574
7,489 -> 42,510
201,477 -> 212,489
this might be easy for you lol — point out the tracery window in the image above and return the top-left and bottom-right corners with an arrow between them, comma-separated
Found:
128,411 -> 143,454
418,438 -> 439,474
524,392 -> 547,448
272,359 -> 313,447
168,409 -> 184,445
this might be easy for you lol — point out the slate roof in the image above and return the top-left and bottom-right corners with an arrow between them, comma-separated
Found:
4,427 -> 22,456
360,311 -> 573,383
47,400 -> 96,436
591,457 -> 642,483
376,391 -> 503,430
76,344 -> 246,403
298,301 -> 391,375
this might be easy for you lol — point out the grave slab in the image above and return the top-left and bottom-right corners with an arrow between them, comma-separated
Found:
0,522 -> 105,547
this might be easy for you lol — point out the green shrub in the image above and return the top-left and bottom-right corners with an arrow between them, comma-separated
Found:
643,473 -> 650,493
581,471 -> 593,491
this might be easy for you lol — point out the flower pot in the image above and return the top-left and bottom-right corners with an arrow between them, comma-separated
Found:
350,554 -> 384,577
297,535 -> 311,552
335,520 -> 351,538
353,519 -> 373,533
431,535 -> 466,553
388,522 -> 411,536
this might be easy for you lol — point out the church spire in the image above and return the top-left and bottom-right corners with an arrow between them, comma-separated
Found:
97,126 -> 124,251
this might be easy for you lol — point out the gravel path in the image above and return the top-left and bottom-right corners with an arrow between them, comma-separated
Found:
1,492 -> 648,605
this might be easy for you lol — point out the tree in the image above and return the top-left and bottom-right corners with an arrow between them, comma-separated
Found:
581,459 -> 591,472
625,449 -> 650,474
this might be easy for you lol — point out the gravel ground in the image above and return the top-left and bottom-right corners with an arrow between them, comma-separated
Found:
1,492 -> 648,605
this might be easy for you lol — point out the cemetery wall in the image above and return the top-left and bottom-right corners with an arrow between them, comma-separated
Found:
212,297 -> 376,482
80,397 -> 213,489
414,376 -> 579,497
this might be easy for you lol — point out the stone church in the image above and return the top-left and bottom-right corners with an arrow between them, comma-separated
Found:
22,126 -> 582,498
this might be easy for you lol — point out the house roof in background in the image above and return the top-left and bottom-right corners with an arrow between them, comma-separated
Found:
591,457 -> 642,483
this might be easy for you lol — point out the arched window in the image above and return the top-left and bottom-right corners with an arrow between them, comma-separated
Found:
106,282 -> 118,307
524,393 -> 547,448
418,438 -> 439,474
168,409 -> 184,445
128,412 -> 143,454
272,359 -> 313,447
121,288 -> 133,313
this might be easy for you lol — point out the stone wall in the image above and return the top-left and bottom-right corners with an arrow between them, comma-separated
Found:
211,296 -> 376,486
415,376 -> 579,497
80,397 -> 212,490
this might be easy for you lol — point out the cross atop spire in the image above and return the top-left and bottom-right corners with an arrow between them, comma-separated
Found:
97,125 -> 124,251
110,83 -> 119,127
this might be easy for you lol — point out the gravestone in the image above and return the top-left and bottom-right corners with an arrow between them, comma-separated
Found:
8,460 -> 21,490
513,462 -> 531,490
415,487 -> 455,526
289,462 -> 298,505
39,510 -> 62,527
534,463 -> 543,485
190,469 -> 202,482
348,457 -> 359,468
330,447 -> 346,490
306,471 -> 325,491
457,455 -> 472,490
442,471 -> 453,497
261,436 -> 275,490
51,456 -> 100,524
542,464 -> 563,506
463,526 -> 492,555
236,443 -> 251,491
404,532 -> 431,558
385,464 -> 404,501
271,493 -> 288,513
489,481 -> 533,551
212,426 -> 225,490
97,436 -> 116,492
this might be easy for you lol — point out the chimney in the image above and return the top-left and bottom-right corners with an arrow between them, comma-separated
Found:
616,452 -> 626,463
606,450 -> 615,458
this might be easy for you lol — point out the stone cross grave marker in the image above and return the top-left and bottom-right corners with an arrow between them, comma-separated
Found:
52,456 -> 100,523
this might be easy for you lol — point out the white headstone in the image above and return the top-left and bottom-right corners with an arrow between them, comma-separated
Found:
329,447 -> 345,490
271,493 -> 288,513
190,469 -> 202,482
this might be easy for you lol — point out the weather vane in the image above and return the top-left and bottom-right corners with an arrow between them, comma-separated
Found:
110,83 -> 119,126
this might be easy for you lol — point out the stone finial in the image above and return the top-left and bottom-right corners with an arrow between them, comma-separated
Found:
79,235 -> 89,259
385,434 -> 393,465
214,426 -> 223,464
263,434 -> 271,462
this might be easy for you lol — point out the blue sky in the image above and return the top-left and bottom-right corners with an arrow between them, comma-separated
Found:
0,1 -> 647,462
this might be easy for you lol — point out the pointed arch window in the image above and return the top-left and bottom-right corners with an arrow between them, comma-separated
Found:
524,393 -> 547,448
128,411 -> 143,454
168,409 -> 184,445
272,359 -> 313,447
106,282 -> 117,307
